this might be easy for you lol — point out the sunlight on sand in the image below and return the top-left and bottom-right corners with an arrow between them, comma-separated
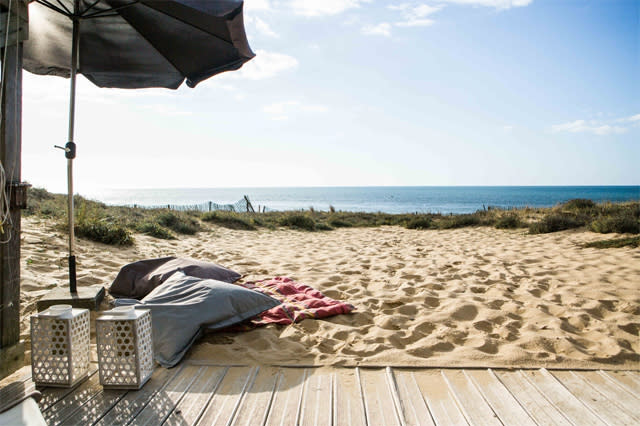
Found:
20,217 -> 640,369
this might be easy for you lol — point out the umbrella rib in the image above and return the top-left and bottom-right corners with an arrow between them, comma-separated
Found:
79,0 -> 102,17
35,0 -> 72,17
82,0 -> 140,19
55,0 -> 72,15
140,1 -> 236,48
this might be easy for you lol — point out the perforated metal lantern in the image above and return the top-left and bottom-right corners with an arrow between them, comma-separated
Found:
30,305 -> 90,387
96,307 -> 154,389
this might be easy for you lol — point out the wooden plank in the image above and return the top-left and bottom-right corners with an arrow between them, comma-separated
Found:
196,366 -> 256,426
519,369 -> 605,426
551,370 -> 639,425
391,369 -> 436,426
232,366 -> 279,426
0,377 -> 36,411
464,370 -> 536,426
38,365 -> 98,412
57,388 -> 126,426
131,365 -> 203,426
264,368 -> 307,426
576,371 -> 640,419
625,371 -> 640,385
598,370 -> 640,396
94,366 -> 180,426
42,369 -> 104,425
164,366 -> 227,426
334,368 -> 366,426
299,369 -> 333,426
494,370 -> 572,426
412,369 -> 468,426
441,370 -> 501,426
359,367 -> 402,426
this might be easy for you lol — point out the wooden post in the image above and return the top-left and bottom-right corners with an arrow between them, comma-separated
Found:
0,0 -> 28,379
0,37 -> 24,378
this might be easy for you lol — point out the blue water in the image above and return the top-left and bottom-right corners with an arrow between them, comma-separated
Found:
88,186 -> 640,214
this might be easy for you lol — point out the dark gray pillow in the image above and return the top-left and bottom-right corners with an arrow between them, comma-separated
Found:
110,257 -> 241,299
114,271 -> 279,367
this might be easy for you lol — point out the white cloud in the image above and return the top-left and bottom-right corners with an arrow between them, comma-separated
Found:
362,22 -> 392,37
396,18 -> 435,27
245,0 -> 273,13
436,0 -> 533,9
302,104 -> 329,112
264,101 -> 298,114
201,82 -> 247,101
551,119 -> 627,136
390,3 -> 442,28
246,16 -> 279,38
290,0 -> 368,17
388,4 -> 411,12
413,4 -> 444,17
617,113 -> 640,123
231,50 -> 298,80
142,104 -> 192,117
263,100 -> 328,119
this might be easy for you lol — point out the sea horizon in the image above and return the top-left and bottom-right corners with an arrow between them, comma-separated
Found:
83,185 -> 640,215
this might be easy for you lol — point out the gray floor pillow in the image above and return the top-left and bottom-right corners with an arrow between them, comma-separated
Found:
110,257 -> 241,299
114,271 -> 280,367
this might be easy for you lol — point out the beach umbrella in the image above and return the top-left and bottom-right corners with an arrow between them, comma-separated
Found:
22,0 -> 254,293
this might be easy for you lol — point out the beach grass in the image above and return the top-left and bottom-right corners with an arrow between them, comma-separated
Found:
583,236 -> 640,249
24,187 -> 639,247
201,211 -> 257,230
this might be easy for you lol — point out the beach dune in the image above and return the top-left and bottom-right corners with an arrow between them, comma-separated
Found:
19,216 -> 640,369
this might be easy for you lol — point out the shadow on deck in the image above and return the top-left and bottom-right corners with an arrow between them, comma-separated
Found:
3,362 -> 640,425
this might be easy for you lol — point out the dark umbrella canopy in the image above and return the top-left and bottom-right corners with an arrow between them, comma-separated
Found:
21,0 -> 254,294
23,0 -> 255,89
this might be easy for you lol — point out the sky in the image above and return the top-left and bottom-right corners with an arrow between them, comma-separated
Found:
20,0 -> 639,195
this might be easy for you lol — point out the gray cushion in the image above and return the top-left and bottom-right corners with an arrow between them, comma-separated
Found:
114,271 -> 280,367
110,257 -> 241,299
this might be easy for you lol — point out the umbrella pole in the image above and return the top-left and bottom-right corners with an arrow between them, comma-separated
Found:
66,5 -> 79,294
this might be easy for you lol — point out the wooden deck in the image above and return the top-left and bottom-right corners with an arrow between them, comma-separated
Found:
4,362 -> 640,425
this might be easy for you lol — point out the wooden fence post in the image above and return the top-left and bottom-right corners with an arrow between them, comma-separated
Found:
0,0 -> 27,379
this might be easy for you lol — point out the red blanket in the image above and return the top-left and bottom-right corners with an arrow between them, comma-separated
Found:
239,277 -> 355,326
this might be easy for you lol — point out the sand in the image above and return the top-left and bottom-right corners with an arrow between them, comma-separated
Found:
19,216 -> 640,369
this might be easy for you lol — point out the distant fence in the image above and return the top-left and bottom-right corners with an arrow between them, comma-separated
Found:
131,195 -> 268,213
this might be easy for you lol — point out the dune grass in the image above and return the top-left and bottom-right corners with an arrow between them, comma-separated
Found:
24,187 -> 639,247
201,211 -> 257,230
583,236 -> 639,249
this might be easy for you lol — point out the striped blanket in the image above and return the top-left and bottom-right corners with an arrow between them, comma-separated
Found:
238,277 -> 355,326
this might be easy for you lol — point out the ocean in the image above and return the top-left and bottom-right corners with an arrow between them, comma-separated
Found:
87,186 -> 640,214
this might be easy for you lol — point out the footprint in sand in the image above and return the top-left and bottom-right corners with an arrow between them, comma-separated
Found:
451,304 -> 478,321
398,304 -> 418,316
424,296 -> 440,308
400,272 -> 424,281
414,322 -> 436,335
401,286 -> 417,296
618,323 -> 639,336
429,341 -> 455,352
473,320 -> 493,333
475,338 -> 499,354
376,317 -> 401,330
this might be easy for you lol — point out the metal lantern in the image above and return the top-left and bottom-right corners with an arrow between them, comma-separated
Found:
30,305 -> 90,387
96,306 -> 154,389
